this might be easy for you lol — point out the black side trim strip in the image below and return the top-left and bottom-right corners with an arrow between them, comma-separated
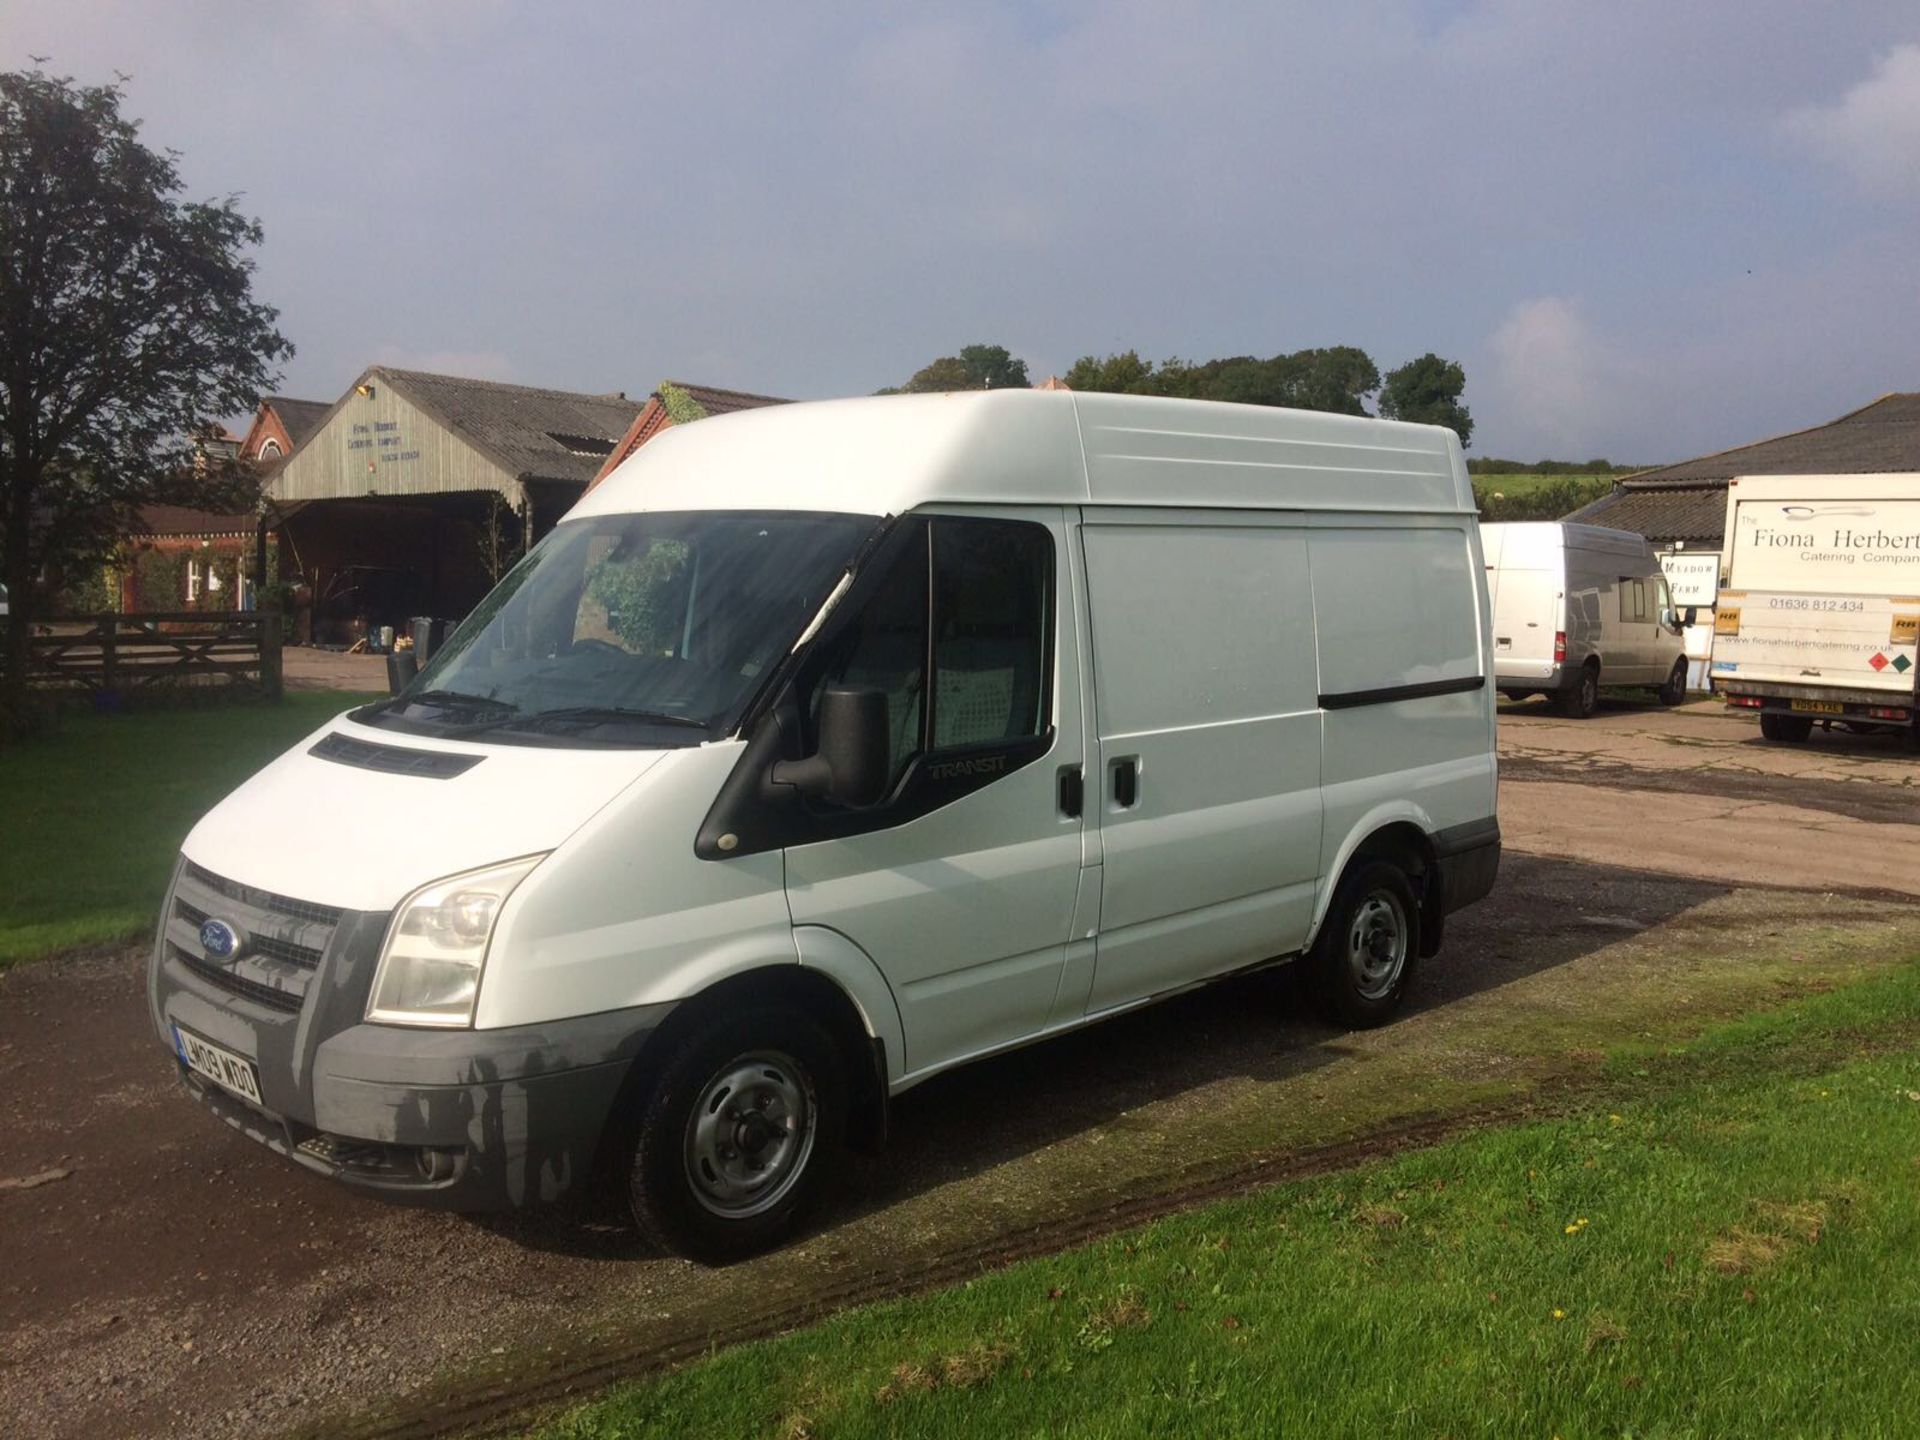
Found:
1319,675 -> 1486,711
310,732 -> 484,779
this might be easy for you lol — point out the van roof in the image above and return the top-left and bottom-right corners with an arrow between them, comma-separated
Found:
1482,520 -> 1654,556
570,390 -> 1471,522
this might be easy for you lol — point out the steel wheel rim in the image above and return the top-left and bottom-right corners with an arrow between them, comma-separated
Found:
684,1050 -> 817,1219
1346,890 -> 1408,1001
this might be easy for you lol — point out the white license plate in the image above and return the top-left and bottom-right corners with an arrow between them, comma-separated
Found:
173,1025 -> 263,1106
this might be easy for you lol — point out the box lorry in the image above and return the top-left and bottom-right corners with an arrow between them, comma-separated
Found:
149,390 -> 1500,1260
1482,522 -> 1692,718
1712,474 -> 1920,742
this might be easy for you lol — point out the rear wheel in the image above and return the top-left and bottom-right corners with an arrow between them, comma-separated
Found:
1557,663 -> 1600,719
626,1006 -> 846,1264
1759,711 -> 1814,744
1309,860 -> 1421,1028
1657,656 -> 1688,707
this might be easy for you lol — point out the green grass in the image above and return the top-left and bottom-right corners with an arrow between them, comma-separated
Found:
0,692 -> 380,966
539,966 -> 1920,1440
1472,472 -> 1627,522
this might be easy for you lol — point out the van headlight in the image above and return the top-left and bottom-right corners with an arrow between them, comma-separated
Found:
366,856 -> 545,1027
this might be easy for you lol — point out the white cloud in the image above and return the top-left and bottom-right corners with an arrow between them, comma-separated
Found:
1784,43 -> 1920,200
1479,298 -> 1623,459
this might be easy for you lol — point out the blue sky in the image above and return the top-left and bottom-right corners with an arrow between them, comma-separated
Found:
4,1 -> 1917,462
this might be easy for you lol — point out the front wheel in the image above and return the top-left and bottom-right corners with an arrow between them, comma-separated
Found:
1657,656 -> 1688,707
1308,860 -> 1421,1028
626,1007 -> 846,1264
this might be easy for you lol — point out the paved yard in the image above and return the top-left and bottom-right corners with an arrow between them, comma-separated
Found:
282,646 -> 393,693
1498,696 -> 1920,898
2,696 -> 1917,1438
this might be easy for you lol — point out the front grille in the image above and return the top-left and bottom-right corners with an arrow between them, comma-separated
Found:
183,861 -> 343,929
172,943 -> 305,1013
169,860 -> 344,1014
173,896 -> 322,971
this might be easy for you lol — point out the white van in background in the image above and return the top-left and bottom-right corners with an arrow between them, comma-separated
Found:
1483,521 -> 1692,717
149,390 -> 1500,1261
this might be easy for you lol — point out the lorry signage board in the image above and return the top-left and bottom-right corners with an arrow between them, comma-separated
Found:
1727,499 -> 1920,596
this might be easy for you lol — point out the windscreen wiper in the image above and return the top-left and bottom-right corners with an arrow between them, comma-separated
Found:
409,689 -> 514,709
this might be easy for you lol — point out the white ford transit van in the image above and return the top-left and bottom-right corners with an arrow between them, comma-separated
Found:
150,391 -> 1500,1260
1482,521 -> 1692,717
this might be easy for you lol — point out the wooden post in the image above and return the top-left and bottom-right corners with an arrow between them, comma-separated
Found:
99,612 -> 119,695
261,611 -> 283,702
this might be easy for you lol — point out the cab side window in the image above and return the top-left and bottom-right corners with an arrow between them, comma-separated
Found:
932,520 -> 1050,748
814,517 -> 1052,792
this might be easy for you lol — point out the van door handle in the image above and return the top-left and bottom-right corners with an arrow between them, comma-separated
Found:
1110,756 -> 1140,808
1058,765 -> 1083,818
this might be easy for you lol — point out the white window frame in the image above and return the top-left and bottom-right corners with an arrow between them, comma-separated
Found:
186,558 -> 202,602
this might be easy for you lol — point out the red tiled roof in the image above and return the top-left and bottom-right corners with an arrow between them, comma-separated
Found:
588,381 -> 791,490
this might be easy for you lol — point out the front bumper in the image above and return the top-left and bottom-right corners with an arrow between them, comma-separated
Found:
150,858 -> 674,1210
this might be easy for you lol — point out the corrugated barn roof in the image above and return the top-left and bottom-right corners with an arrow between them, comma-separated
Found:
1567,392 -> 1920,547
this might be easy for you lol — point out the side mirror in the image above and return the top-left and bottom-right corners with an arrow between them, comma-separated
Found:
1682,606 -> 1698,628
772,686 -> 890,808
386,649 -> 419,695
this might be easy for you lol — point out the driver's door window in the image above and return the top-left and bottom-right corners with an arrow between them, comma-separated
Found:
811,515 -> 1053,798
817,532 -> 929,789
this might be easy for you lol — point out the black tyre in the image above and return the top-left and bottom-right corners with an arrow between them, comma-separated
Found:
1308,859 -> 1421,1028
1759,711 -> 1813,744
1557,663 -> 1600,719
1657,656 -> 1688,707
626,1006 -> 845,1264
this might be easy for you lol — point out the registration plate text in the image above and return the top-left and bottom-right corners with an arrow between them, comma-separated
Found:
1789,700 -> 1845,715
173,1026 -> 263,1105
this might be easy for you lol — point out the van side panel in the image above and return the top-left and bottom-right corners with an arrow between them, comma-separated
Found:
1309,522 -> 1495,917
1079,516 -> 1323,1012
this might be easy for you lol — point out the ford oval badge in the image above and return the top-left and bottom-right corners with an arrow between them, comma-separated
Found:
200,918 -> 242,960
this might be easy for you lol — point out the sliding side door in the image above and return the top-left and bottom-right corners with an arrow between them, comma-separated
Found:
1079,511 -> 1324,1014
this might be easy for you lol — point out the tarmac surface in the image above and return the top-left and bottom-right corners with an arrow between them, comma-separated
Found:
282,646 -> 391,693
3,694 -> 1917,1438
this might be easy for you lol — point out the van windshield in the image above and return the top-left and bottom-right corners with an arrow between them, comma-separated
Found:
359,510 -> 875,746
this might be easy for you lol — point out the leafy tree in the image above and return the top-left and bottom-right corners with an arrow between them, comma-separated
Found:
1064,346 -> 1382,415
0,68 -> 291,715
1379,353 -> 1473,446
885,343 -> 1031,394
1062,349 -> 1156,394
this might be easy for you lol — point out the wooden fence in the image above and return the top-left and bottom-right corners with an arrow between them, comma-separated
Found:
21,612 -> 283,699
